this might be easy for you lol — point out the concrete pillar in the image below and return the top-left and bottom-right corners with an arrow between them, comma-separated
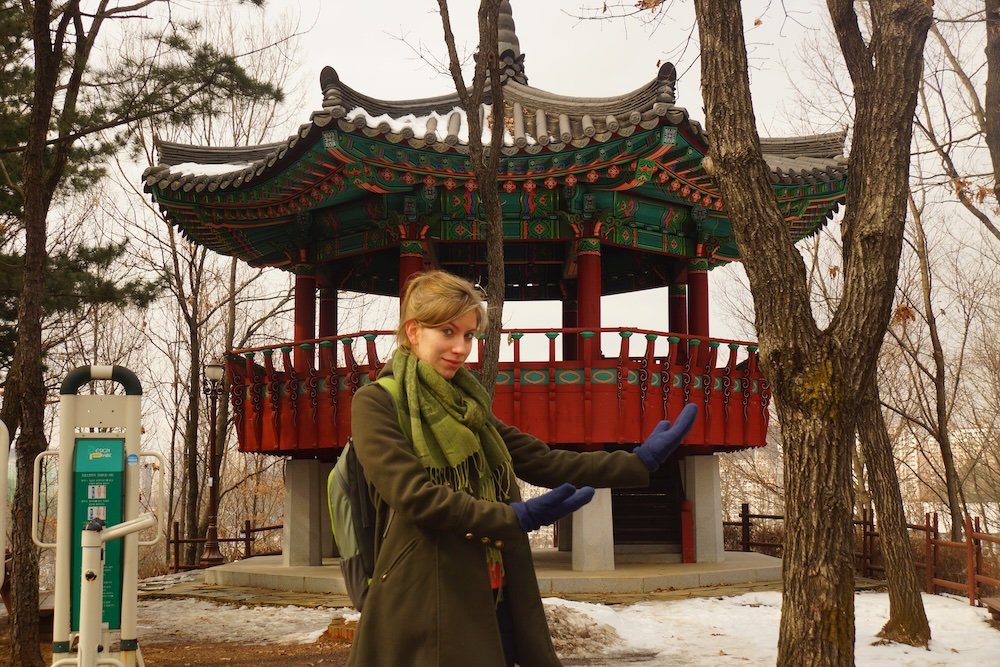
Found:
283,459 -> 322,566
571,488 -> 615,571
684,455 -> 724,563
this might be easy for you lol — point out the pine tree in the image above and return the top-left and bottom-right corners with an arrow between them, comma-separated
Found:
0,3 -> 281,664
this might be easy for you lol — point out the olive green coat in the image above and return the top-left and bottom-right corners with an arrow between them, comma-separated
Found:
345,375 -> 650,667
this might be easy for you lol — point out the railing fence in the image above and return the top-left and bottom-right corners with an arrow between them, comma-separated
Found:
724,502 -> 1000,607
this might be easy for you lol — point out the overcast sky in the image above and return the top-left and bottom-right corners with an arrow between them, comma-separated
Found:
285,1 -> 833,138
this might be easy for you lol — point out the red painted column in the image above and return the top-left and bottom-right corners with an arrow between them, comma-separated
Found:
668,283 -> 688,336
318,288 -> 337,338
399,241 -> 425,298
294,272 -> 317,367
576,237 -> 602,331
687,258 -> 710,338
561,289 -> 578,361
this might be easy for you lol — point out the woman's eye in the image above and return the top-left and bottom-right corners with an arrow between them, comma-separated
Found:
464,332 -> 475,341
441,327 -> 453,336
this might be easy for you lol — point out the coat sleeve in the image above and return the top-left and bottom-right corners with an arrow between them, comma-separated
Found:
350,383 -> 524,541
492,418 -> 651,490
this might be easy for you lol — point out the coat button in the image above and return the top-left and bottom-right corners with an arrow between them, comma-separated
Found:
481,537 -> 491,545
494,540 -> 504,549
465,533 -> 474,540
381,573 -> 388,581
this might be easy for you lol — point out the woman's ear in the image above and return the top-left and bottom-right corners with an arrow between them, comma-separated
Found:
404,320 -> 419,347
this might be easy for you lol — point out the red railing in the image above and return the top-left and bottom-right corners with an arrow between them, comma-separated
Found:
227,327 -> 770,457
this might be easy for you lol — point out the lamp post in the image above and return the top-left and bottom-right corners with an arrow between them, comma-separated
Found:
201,361 -> 226,565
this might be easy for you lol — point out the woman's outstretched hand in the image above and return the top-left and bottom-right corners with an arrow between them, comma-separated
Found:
632,403 -> 699,471
511,483 -> 595,532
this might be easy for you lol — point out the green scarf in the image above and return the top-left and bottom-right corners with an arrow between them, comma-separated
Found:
390,348 -> 513,590
390,347 -> 513,503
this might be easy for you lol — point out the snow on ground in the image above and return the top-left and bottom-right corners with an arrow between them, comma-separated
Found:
130,588 -> 1000,664
545,592 -> 1000,665
136,598 -> 338,645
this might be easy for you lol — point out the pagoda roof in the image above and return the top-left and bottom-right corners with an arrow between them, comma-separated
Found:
141,0 -> 847,289
144,65 -> 846,194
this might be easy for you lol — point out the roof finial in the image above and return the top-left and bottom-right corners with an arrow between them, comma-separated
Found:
498,1 -> 527,85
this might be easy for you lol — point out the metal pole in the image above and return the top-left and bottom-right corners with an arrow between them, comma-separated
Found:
741,502 -> 751,552
77,520 -> 105,667
201,363 -> 225,565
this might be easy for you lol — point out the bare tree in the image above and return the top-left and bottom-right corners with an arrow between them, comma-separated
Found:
1,2 -> 279,662
917,5 -> 1000,241
691,2 -> 932,666
435,0 -> 506,393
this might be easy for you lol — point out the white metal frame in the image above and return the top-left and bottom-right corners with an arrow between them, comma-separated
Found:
33,366 -> 158,667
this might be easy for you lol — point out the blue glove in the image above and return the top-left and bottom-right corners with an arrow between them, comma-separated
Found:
511,483 -> 595,532
633,403 -> 699,471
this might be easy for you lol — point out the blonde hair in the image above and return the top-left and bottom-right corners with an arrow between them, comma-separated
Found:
397,271 -> 487,350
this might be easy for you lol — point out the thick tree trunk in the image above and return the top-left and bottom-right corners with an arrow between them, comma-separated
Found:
693,1 -> 931,665
6,2 -> 60,663
775,352 -> 857,666
9,435 -> 44,667
857,379 -> 930,647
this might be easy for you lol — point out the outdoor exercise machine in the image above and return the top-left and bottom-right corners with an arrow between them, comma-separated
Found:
32,365 -> 164,667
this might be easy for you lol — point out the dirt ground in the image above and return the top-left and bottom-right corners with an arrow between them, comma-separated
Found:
0,613 -> 351,667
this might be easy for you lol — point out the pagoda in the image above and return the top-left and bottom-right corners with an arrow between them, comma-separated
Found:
142,2 -> 846,572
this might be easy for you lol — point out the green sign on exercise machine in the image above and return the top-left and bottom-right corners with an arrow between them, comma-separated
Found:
70,437 -> 125,631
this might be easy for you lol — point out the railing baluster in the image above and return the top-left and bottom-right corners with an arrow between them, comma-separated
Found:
580,331 -> 595,449
640,334 -> 655,435
364,333 -> 381,380
511,332 -> 523,428
616,331 -> 632,444
546,331 -> 559,441
262,350 -> 280,450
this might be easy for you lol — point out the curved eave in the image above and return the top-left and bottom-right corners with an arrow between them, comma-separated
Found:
142,64 -> 688,193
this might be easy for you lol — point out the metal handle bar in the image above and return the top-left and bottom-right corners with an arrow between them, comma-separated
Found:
100,513 -> 158,543
137,451 -> 167,547
60,365 -> 142,396
32,450 -> 60,548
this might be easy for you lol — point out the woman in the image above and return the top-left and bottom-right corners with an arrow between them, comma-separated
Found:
347,270 -> 697,667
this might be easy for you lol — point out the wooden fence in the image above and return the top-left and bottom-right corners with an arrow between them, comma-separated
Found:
725,503 -> 1000,607
167,520 -> 283,572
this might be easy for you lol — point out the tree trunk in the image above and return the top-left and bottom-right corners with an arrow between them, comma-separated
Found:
857,379 -> 930,646
6,2 -> 60,662
773,348 -> 857,666
184,314 -> 202,566
985,0 -> 1000,204
436,0 -> 505,395
693,1 -> 932,665
9,437 -> 44,667
911,200 -> 966,539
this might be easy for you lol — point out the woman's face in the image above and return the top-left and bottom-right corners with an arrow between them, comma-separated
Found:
405,309 -> 478,380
